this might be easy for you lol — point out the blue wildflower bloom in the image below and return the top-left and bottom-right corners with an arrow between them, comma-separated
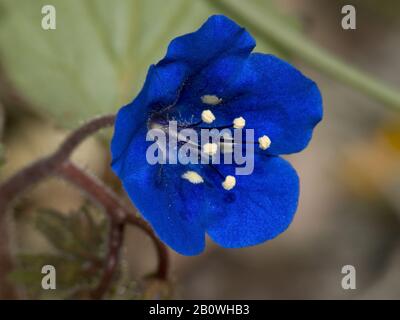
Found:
111,15 -> 322,255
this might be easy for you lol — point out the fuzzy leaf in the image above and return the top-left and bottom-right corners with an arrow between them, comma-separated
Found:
0,0 -> 296,127
0,0 -> 217,127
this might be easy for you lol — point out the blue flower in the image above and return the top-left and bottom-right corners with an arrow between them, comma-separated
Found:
111,15 -> 322,255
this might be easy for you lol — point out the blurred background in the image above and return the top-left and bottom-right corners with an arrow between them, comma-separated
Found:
0,0 -> 399,299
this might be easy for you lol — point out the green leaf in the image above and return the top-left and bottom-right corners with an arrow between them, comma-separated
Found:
0,0 -> 220,127
10,253 -> 98,298
35,205 -> 107,261
11,205 -> 109,298
0,0 -> 296,127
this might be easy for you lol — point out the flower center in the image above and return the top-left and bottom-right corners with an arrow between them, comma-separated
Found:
147,95 -> 272,191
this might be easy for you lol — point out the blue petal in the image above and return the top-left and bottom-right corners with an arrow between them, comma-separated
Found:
163,15 -> 255,68
170,53 -> 323,155
122,165 -> 207,255
228,53 -> 323,155
112,127 -> 207,255
111,62 -> 188,169
206,155 -> 299,248
114,138 -> 206,255
113,125 -> 298,254
111,15 -> 318,255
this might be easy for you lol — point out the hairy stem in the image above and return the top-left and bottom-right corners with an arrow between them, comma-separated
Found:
0,114 -> 169,299
91,222 -> 125,299
0,115 -> 116,204
58,161 -> 169,297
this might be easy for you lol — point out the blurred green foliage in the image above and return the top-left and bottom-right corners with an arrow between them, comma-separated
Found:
0,0 -> 290,128
1,0 -> 399,300
10,204 -> 108,298
10,203 -> 170,299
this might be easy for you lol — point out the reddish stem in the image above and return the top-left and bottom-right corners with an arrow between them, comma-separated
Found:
58,161 -> 169,297
0,114 -> 169,299
90,222 -> 125,299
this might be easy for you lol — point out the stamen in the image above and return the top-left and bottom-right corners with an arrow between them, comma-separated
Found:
202,142 -> 218,156
258,135 -> 271,150
201,110 -> 216,124
233,117 -> 246,129
219,132 -> 235,154
222,175 -> 236,190
194,124 -> 233,130
219,142 -> 234,154
182,171 -> 204,184
201,95 -> 222,105
222,131 -> 233,140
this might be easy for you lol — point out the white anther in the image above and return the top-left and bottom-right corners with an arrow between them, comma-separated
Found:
182,171 -> 204,184
219,131 -> 234,153
222,175 -> 236,190
258,135 -> 271,150
233,117 -> 246,129
201,110 -> 216,124
202,142 -> 218,156
222,131 -> 233,140
201,95 -> 222,105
